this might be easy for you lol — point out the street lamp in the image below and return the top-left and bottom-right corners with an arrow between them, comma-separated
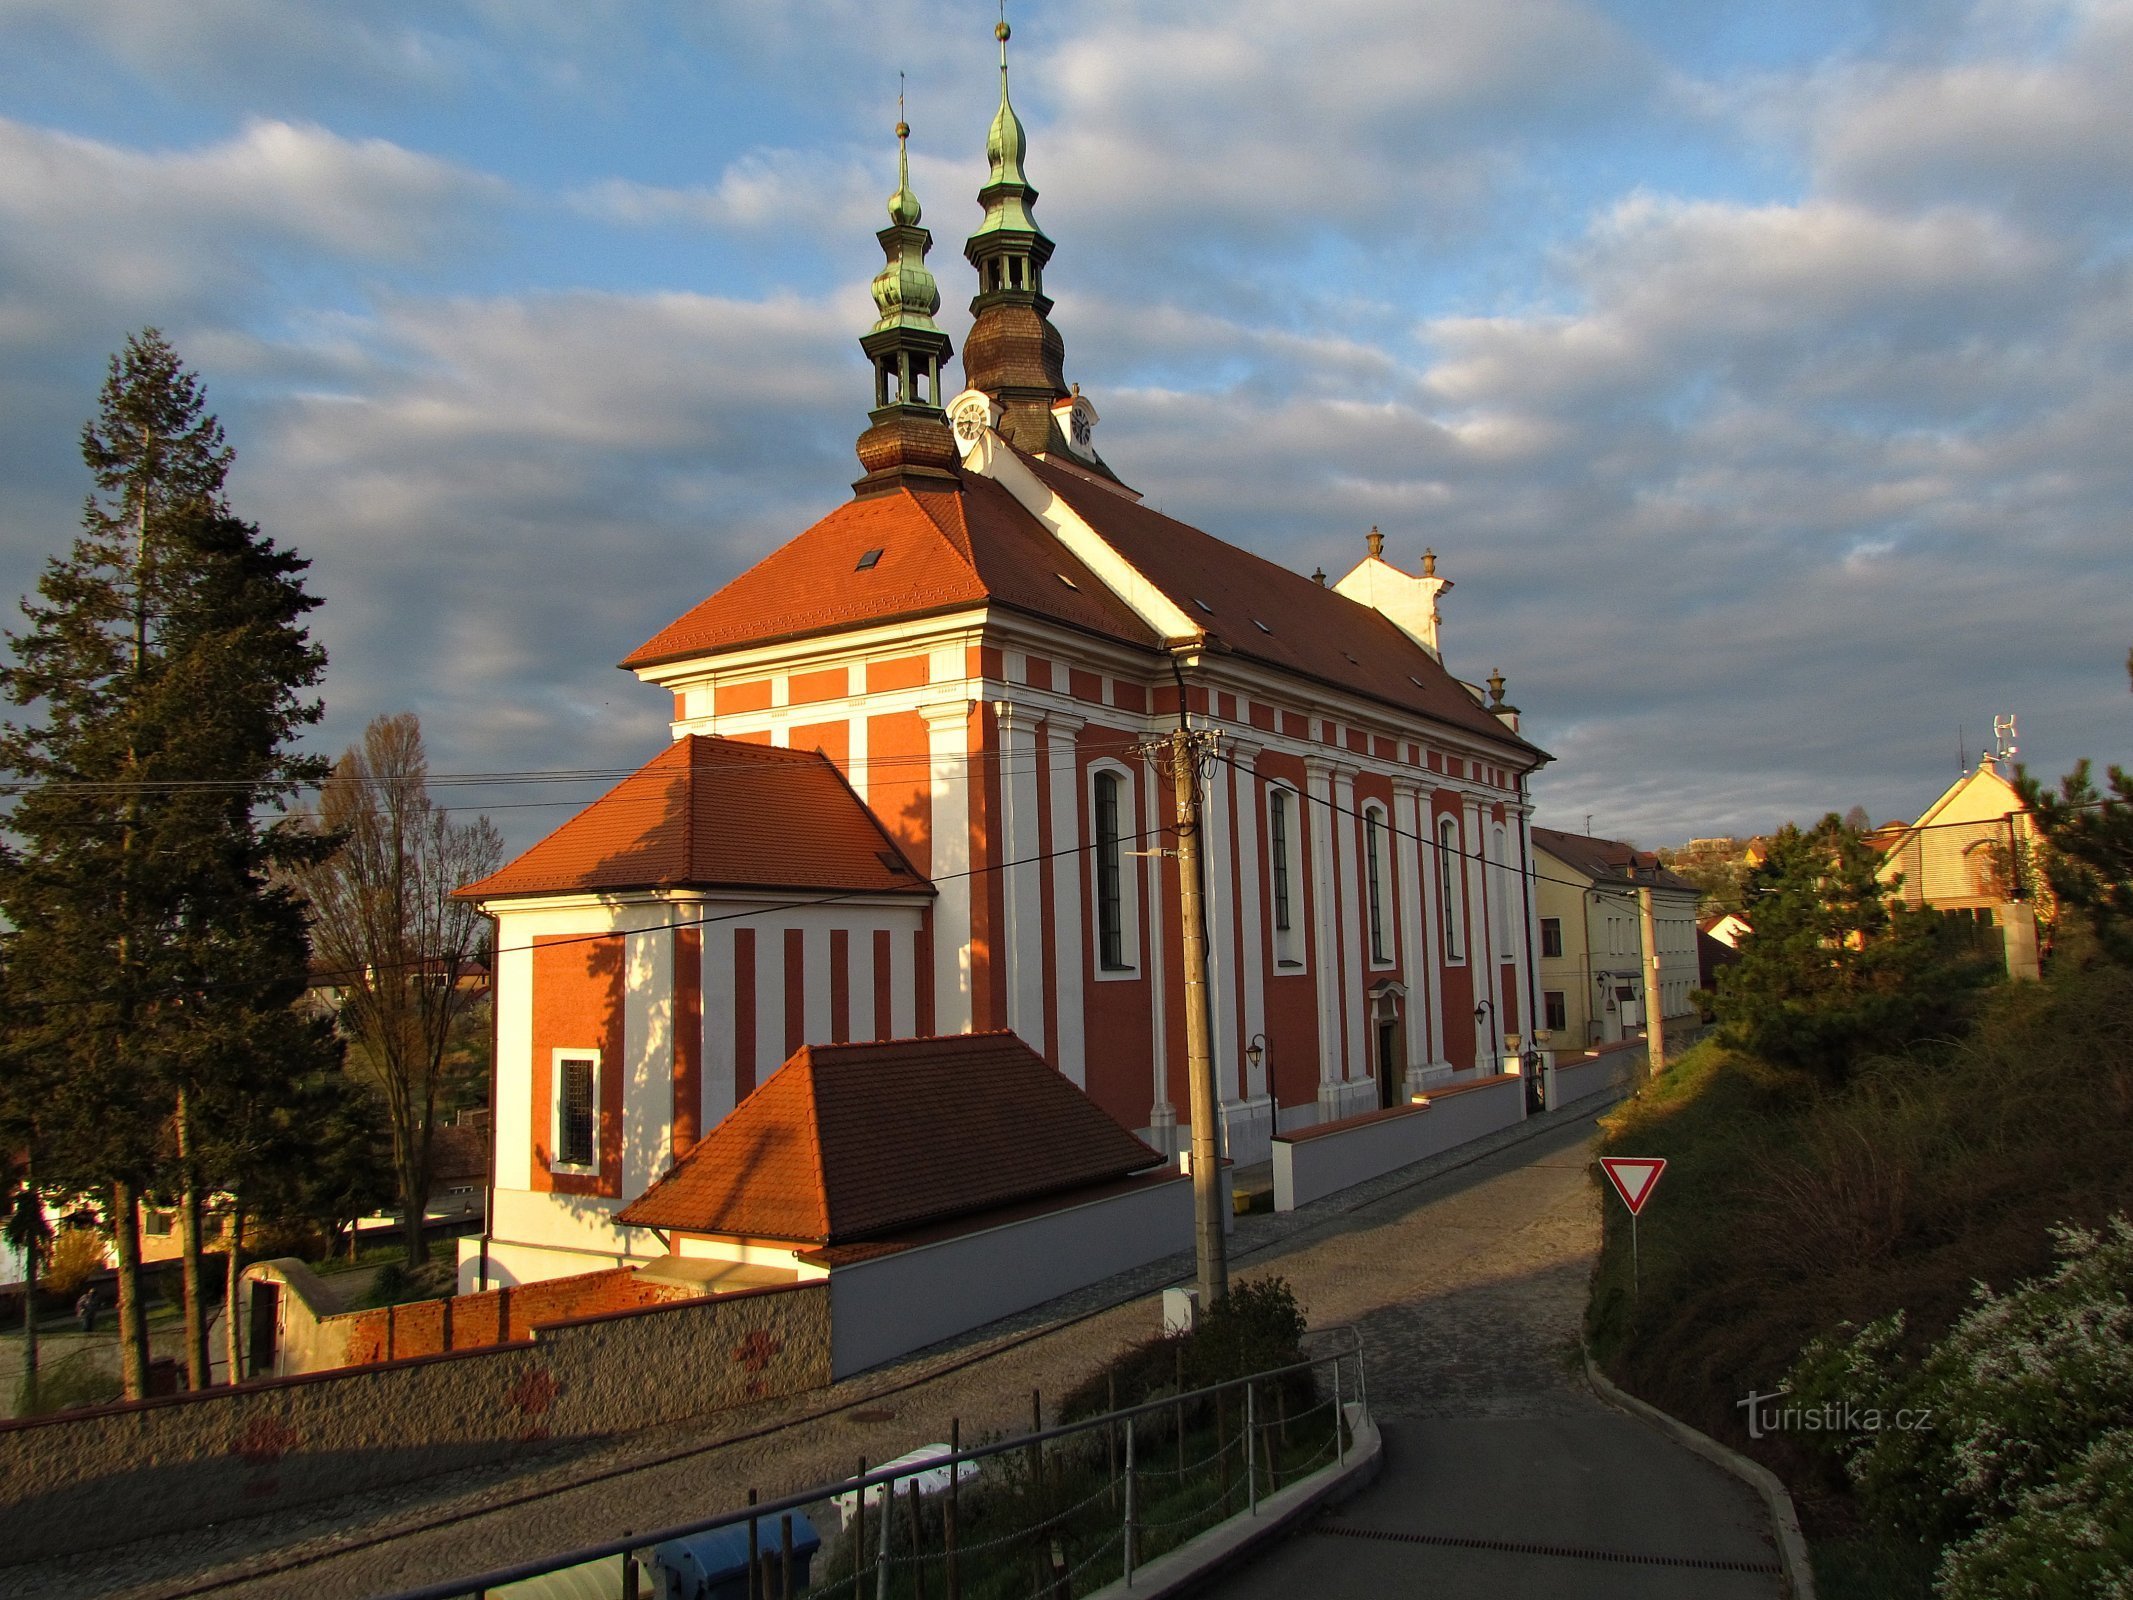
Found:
1244,1032 -> 1267,1082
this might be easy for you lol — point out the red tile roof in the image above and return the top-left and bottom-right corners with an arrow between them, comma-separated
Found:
1016,452 -> 1542,755
1531,826 -> 1698,894
621,478 -> 1161,669
458,735 -> 932,901
617,1031 -> 1164,1243
623,453 -> 1543,762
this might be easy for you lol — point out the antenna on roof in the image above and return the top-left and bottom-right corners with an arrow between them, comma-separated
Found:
1992,713 -> 2018,767
1957,723 -> 1965,775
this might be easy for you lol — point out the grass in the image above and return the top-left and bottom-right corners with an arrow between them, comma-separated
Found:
1584,958 -> 2133,1596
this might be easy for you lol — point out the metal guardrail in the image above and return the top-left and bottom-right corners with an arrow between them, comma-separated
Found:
382,1325 -> 1368,1600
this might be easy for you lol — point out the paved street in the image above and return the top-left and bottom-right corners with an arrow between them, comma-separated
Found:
5,1088 -> 1781,1599
1213,1117 -> 1784,1598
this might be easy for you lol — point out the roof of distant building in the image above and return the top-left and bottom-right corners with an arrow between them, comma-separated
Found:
458,735 -> 931,901
1532,825 -> 1699,894
617,1031 -> 1164,1244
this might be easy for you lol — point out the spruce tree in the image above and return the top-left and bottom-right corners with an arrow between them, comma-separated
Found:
1712,814 -> 1998,1083
0,330 -> 335,1394
2017,648 -> 2133,965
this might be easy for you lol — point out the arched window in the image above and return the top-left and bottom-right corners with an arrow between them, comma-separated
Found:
1365,804 -> 1391,964
1268,784 -> 1306,969
1493,824 -> 1512,962
1090,765 -> 1140,974
1438,815 -> 1465,961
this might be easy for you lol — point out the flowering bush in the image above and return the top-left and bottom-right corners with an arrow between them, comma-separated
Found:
1788,1216 -> 2133,1591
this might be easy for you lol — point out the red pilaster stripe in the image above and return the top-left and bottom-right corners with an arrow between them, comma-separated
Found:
733,928 -> 757,1101
874,929 -> 894,1040
830,928 -> 851,1044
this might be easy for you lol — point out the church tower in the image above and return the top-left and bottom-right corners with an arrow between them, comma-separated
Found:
959,21 -> 1081,461
853,113 -> 959,497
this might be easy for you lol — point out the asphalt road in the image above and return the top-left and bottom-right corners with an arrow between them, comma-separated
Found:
1210,1117 -> 1785,1599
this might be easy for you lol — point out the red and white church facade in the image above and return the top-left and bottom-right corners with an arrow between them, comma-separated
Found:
459,49 -> 1550,1291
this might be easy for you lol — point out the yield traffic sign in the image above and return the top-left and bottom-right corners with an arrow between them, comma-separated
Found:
1600,1156 -> 1666,1216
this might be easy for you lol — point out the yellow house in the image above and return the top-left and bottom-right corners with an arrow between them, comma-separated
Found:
1874,756 -> 2043,978
1532,828 -> 1701,1048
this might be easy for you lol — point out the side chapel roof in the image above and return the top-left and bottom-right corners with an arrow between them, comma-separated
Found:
617,1031 -> 1165,1243
458,735 -> 931,901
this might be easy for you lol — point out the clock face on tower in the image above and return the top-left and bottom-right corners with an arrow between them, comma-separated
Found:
1057,391 -> 1099,460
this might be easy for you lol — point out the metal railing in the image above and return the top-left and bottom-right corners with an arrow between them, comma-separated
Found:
383,1326 -> 1368,1600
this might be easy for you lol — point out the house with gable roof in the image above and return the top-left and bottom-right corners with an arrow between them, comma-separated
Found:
460,28 -> 1551,1293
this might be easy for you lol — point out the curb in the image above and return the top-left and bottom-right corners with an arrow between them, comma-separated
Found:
1582,1353 -> 1816,1600
1080,1403 -> 1383,1600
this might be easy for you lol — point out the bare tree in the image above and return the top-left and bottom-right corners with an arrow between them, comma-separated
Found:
294,714 -> 500,1268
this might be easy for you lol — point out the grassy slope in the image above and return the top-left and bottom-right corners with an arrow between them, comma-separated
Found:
1585,960 -> 2133,1542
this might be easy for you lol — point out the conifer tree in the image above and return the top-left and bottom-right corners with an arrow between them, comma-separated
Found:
0,330 -> 335,1394
1711,813 -> 1999,1083
2018,648 -> 2133,965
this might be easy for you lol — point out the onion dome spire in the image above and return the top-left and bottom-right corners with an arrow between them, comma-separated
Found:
854,102 -> 958,499
961,15 -> 1074,457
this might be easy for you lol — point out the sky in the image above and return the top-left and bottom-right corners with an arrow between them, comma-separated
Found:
0,0 -> 2127,853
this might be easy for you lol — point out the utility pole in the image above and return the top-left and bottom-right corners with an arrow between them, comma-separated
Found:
1638,882 -> 1667,1076
1150,715 -> 1228,1311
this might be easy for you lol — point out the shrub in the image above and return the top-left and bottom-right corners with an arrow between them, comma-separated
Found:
1938,1427 -> 2133,1599
1184,1275 -> 1307,1389
42,1227 -> 106,1298
1789,1217 -> 2133,1553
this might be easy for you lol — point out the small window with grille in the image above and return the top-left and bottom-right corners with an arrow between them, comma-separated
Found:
552,1053 -> 599,1173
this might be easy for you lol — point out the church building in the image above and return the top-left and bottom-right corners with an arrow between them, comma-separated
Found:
460,27 -> 1551,1290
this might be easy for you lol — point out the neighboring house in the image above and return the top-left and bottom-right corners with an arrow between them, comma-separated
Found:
457,48 -> 1552,1290
1874,754 -> 2044,978
1532,828 -> 1700,1048
1699,911 -> 1752,949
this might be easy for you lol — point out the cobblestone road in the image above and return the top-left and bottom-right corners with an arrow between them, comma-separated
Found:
12,1088 -> 1649,1600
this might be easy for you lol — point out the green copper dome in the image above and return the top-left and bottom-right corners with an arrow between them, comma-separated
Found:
969,19 -> 1046,243
871,119 -> 943,335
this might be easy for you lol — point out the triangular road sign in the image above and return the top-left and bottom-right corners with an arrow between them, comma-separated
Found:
1600,1156 -> 1667,1216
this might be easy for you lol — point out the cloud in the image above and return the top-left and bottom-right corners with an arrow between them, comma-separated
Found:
230,286 -> 867,811
0,115 -> 504,342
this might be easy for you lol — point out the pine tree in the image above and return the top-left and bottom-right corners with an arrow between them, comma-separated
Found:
1712,814 -> 1999,1083
0,330 -> 334,1395
2017,648 -> 2133,965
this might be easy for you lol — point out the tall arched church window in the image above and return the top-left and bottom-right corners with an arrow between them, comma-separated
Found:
1090,766 -> 1141,973
1365,805 -> 1392,964
1438,815 -> 1465,962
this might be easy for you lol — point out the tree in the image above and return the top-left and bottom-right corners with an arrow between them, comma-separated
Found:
2017,648 -> 2133,965
0,330 -> 332,1395
1658,836 -> 1754,916
3,1164 -> 53,1413
292,715 -> 501,1268
1711,814 -> 1998,1083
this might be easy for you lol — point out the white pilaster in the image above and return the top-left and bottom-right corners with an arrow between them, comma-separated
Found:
802,925 -> 833,1047
1304,757 -> 1343,1115
1393,778 -> 1431,1094
1333,767 -> 1365,1093
495,930 -> 534,1192
1046,712 -> 1088,1086
1143,749 -> 1174,1146
623,922 -> 675,1194
994,701 -> 1046,1056
1419,797 -> 1454,1076
920,700 -> 975,1034
755,922 -> 787,1081
1464,797 -> 1493,1065
702,923 -> 736,1126
1232,741 -> 1268,1103
1201,732 -> 1239,1099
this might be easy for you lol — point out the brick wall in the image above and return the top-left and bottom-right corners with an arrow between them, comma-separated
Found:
338,1267 -> 693,1365
0,1279 -> 831,1567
